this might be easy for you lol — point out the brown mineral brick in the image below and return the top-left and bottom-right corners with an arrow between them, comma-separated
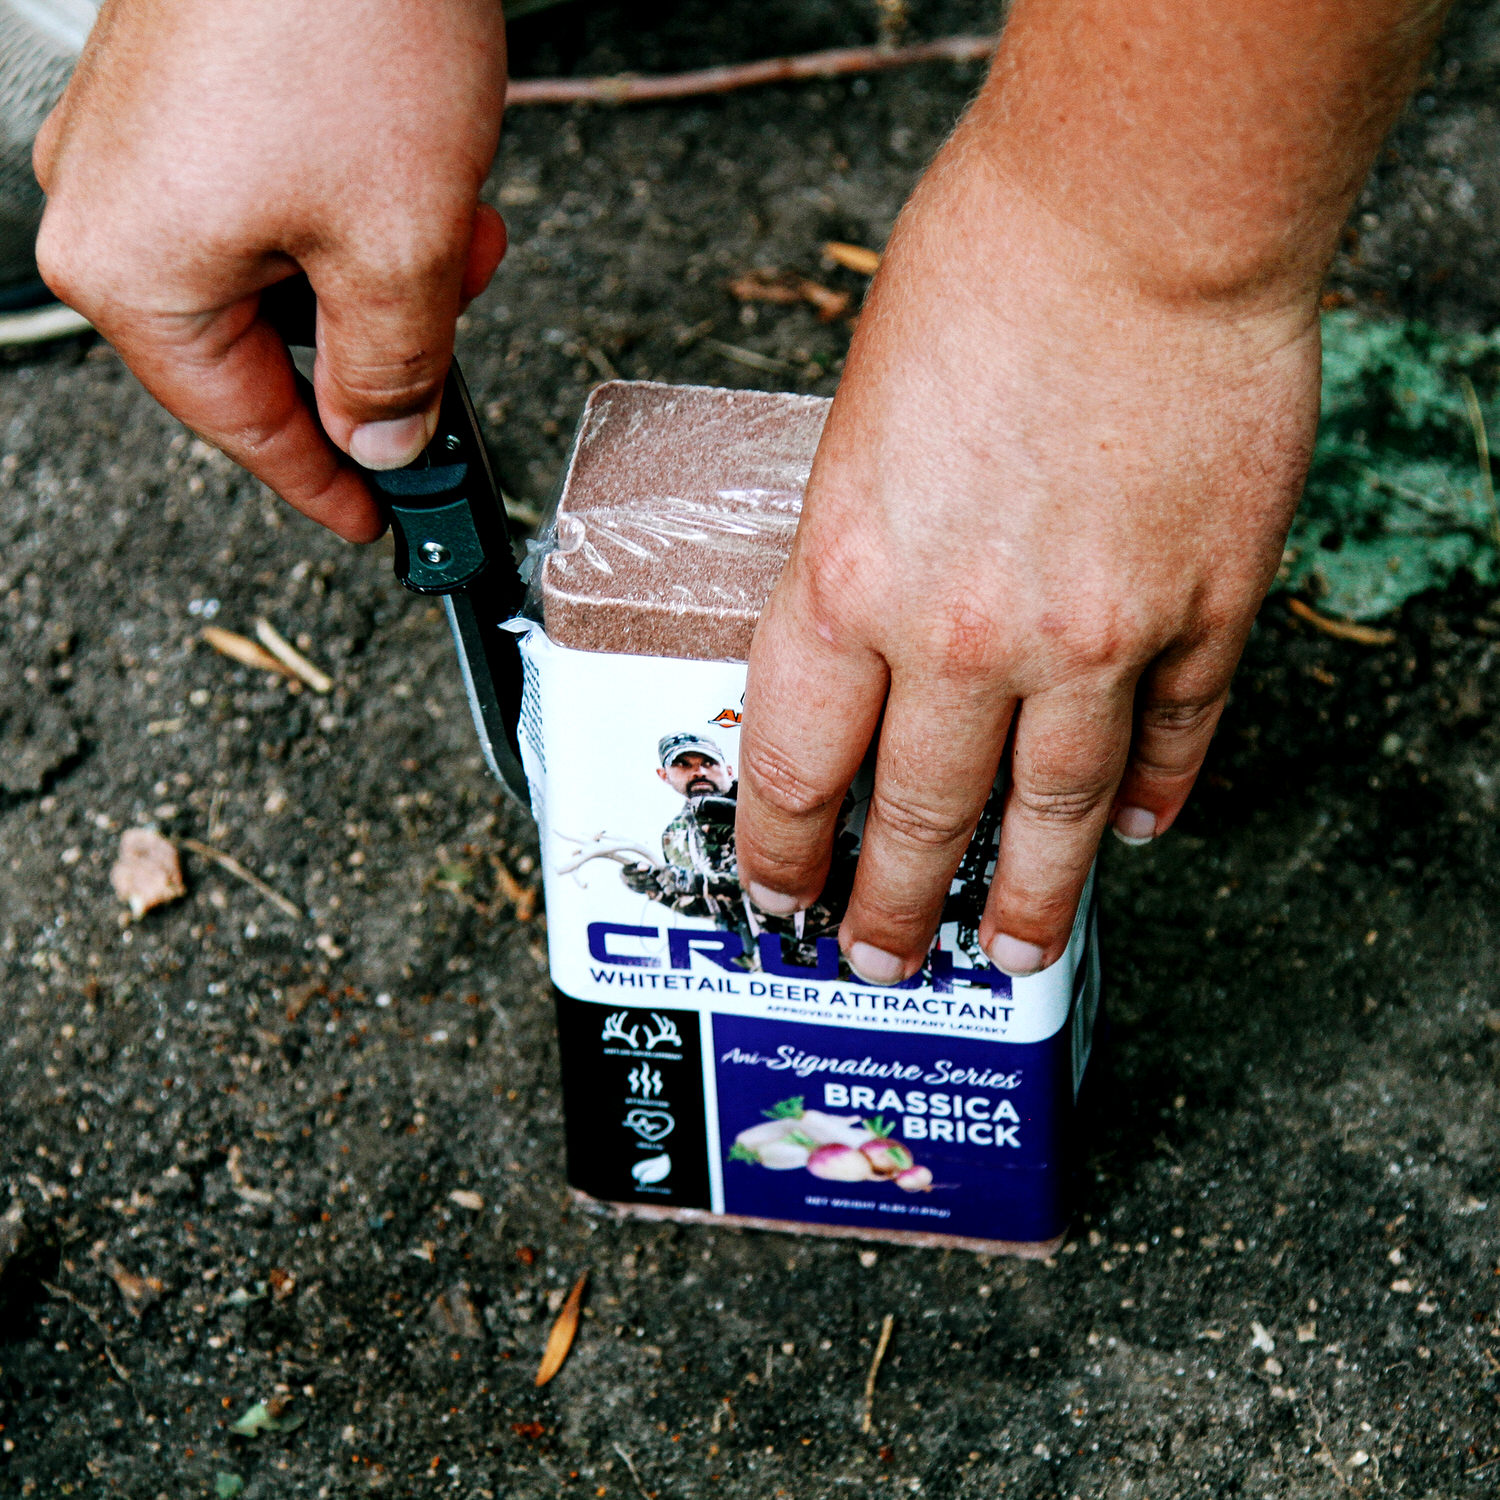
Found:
540,381 -> 830,660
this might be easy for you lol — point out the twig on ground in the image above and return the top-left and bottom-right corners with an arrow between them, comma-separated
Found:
824,241 -> 882,276
706,339 -> 797,374
612,1443 -> 655,1500
1458,373 -> 1500,549
179,838 -> 303,921
728,271 -> 850,322
200,626 -> 295,681
505,34 -> 996,107
253,620 -> 333,695
861,1313 -> 895,1434
41,1280 -> 142,1406
1287,599 -> 1396,646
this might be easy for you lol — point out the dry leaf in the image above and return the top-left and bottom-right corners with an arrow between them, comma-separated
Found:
535,1271 -> 588,1386
107,1257 -> 165,1316
0,1201 -> 25,1279
429,1282 -> 483,1340
449,1189 -> 485,1211
727,270 -> 851,323
200,626 -> 294,678
110,828 -> 186,919
727,270 -> 804,306
797,280 -> 851,322
823,240 -> 881,275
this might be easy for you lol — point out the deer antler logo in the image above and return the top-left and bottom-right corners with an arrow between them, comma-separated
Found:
640,1013 -> 682,1051
600,1011 -> 640,1049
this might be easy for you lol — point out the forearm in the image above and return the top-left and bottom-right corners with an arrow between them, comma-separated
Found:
958,0 -> 1450,305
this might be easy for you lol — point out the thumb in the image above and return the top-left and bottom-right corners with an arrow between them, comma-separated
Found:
310,205 -> 508,471
307,229 -> 475,472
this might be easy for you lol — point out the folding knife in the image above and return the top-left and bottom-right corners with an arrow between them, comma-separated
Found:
262,275 -> 529,805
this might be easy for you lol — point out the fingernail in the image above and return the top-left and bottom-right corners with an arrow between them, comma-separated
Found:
1112,806 -> 1157,847
848,942 -> 907,986
747,882 -> 803,916
349,410 -> 433,470
985,933 -> 1047,977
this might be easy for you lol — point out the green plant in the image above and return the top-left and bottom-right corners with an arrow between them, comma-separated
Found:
1282,312 -> 1500,620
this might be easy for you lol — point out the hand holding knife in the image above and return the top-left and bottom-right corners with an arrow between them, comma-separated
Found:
261,274 -> 529,805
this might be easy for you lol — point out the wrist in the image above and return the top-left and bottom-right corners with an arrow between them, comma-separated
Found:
937,0 -> 1445,315
934,111 -> 1331,319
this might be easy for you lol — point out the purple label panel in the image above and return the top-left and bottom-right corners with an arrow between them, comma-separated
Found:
713,1013 -> 1071,1244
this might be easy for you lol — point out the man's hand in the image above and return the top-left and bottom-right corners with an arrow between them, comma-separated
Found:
33,0 -> 508,541
735,0 -> 1450,984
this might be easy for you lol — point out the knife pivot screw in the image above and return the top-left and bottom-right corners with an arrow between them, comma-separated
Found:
419,541 -> 452,567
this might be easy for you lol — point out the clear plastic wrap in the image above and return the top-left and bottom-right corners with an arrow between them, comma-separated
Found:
522,381 -> 831,660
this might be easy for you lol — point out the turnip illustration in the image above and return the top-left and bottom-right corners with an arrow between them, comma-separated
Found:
805,1142 -> 877,1181
731,1097 -> 928,1189
858,1118 -> 914,1178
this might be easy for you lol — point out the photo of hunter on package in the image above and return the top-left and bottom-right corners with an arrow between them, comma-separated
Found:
550,726 -> 1003,979
618,730 -> 857,974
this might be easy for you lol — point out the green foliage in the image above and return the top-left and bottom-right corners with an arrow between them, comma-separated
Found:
764,1096 -> 806,1119
1283,312 -> 1500,620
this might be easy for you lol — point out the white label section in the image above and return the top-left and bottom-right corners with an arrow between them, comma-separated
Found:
517,627 -> 1080,1045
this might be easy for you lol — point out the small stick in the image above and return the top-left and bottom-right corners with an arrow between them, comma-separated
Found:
612,1443 -> 654,1500
861,1313 -> 895,1434
254,620 -> 334,694
824,241 -> 881,276
1458,373 -> 1500,549
706,339 -> 797,375
179,838 -> 303,921
200,626 -> 294,680
506,34 -> 996,107
1287,599 -> 1396,647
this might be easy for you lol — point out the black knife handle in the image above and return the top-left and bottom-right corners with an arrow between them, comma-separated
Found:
259,273 -> 530,806
260,274 -> 523,611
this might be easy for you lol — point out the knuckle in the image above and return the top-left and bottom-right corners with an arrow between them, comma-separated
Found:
1045,598 -> 1153,677
793,528 -> 877,647
1141,696 -> 1219,735
919,587 -> 1001,679
868,787 -> 973,851
324,351 -> 446,412
32,223 -> 88,305
742,741 -> 839,824
1009,780 -> 1108,828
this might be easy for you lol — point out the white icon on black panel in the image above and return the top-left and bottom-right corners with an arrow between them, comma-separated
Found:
623,1107 -> 674,1144
628,1063 -> 663,1099
602,1011 -> 682,1052
632,1154 -> 672,1186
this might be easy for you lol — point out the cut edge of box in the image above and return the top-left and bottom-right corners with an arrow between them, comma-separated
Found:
571,1189 -> 1068,1260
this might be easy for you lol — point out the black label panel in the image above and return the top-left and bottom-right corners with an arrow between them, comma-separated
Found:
553,994 -> 711,1210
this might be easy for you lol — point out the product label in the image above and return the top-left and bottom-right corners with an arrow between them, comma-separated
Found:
518,626 -> 1098,1247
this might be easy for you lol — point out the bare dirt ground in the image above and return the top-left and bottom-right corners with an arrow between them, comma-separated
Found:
1,2 -> 1498,1496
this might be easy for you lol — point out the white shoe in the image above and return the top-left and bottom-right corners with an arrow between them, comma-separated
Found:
0,0 -> 97,345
